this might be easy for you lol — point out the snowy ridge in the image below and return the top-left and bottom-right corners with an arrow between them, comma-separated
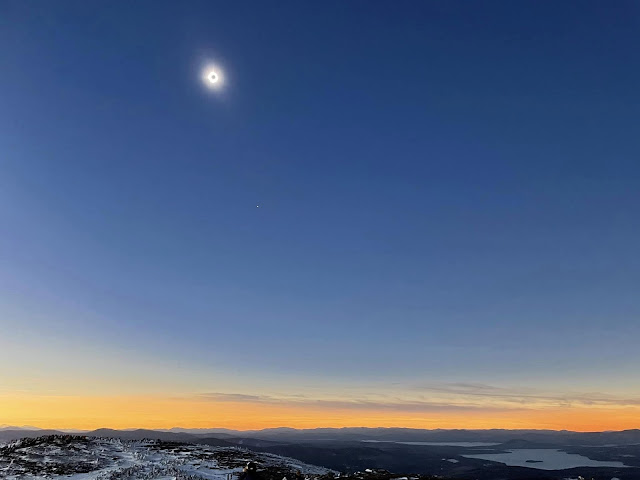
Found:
0,435 -> 334,479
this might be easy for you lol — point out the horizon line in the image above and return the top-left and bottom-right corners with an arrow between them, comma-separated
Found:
2,425 -> 638,434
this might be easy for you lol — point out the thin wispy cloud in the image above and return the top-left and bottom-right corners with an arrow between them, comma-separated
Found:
194,392 -> 512,412
194,383 -> 640,413
410,382 -> 640,407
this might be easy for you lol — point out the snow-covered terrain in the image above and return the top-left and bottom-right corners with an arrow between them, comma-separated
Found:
0,435 -> 334,480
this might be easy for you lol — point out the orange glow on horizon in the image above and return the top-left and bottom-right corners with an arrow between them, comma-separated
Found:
1,394 -> 638,432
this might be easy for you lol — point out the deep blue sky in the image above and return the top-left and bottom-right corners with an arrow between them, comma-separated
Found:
1,1 -> 639,397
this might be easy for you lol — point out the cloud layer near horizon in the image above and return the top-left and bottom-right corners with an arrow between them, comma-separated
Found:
195,381 -> 640,411
2,381 -> 639,432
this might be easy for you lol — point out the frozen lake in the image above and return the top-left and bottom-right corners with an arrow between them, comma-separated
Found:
462,448 -> 630,470
361,440 -> 500,447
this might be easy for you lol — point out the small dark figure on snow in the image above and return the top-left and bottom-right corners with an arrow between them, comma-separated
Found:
239,462 -> 261,480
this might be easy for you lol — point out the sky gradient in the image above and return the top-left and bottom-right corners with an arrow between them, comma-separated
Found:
1,1 -> 639,430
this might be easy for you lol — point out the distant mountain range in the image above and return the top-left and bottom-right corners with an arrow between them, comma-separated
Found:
0,425 -> 43,431
2,425 -> 640,446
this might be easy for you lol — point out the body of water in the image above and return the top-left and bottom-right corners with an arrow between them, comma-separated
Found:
361,440 -> 500,447
462,448 -> 629,470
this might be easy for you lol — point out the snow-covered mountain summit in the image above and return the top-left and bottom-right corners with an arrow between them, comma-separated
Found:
0,435 -> 334,479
